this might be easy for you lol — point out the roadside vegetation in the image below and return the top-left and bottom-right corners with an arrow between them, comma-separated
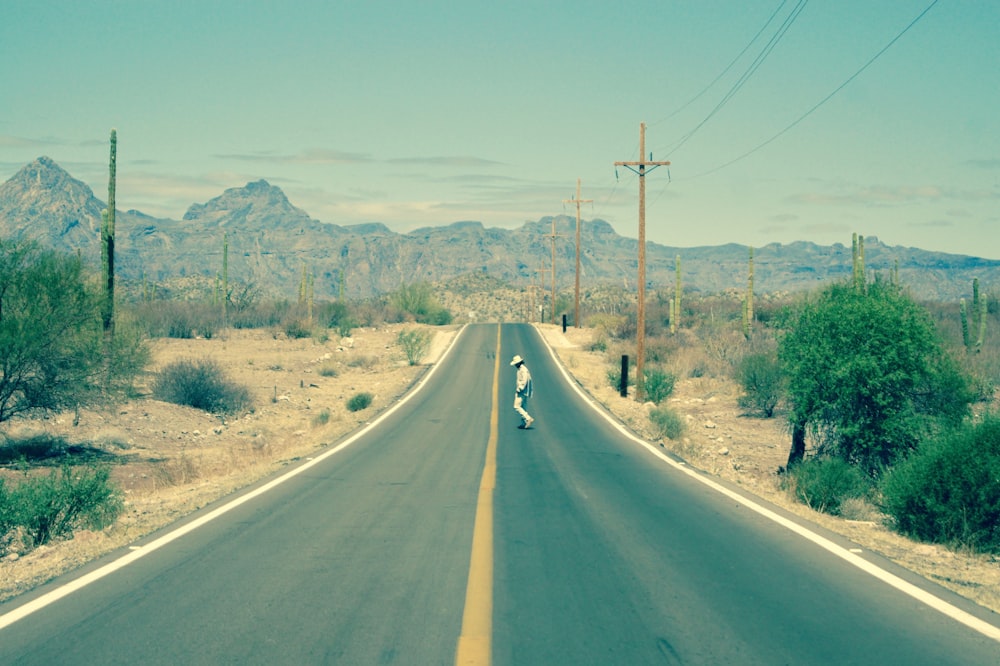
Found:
3,225 -> 999,569
0,237 -> 455,559
575,238 -> 1000,555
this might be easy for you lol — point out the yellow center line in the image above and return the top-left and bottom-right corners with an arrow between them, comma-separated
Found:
455,325 -> 501,665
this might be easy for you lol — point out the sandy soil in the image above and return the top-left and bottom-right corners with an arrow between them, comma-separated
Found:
1,323 -> 997,617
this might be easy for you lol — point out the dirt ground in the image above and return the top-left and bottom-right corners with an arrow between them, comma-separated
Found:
1,323 -> 998,617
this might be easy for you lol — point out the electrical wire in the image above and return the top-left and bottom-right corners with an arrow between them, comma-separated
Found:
664,0 -> 810,157
688,0 -> 941,180
652,0 -> 791,127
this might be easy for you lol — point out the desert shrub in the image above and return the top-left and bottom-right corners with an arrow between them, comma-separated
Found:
784,456 -> 869,516
12,465 -> 124,548
643,366 -> 676,405
318,364 -> 338,377
607,363 -> 634,392
136,300 -> 222,339
736,350 -> 785,418
152,358 -> 252,415
312,409 -> 331,426
390,282 -> 453,325
0,479 -> 15,550
347,355 -> 378,370
283,319 -> 312,339
398,328 -> 432,365
649,406 -> 686,440
347,392 -> 373,412
880,416 -> 1000,553
0,239 -> 148,423
230,299 -> 288,329
0,433 -> 70,464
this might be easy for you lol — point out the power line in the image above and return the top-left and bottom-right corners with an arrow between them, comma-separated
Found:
665,0 -> 810,157
652,0 -> 791,126
688,0 -> 941,179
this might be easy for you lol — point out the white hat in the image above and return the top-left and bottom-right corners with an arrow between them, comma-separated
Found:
510,355 -> 523,366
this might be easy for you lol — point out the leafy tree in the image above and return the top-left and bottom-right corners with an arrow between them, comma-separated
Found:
779,279 -> 971,477
0,239 -> 148,423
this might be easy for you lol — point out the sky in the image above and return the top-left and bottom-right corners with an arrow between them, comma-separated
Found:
2,0 -> 998,259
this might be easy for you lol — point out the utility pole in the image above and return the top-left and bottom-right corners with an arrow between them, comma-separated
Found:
563,179 -> 592,328
615,122 -> 670,401
547,219 -> 564,325
533,264 -> 550,323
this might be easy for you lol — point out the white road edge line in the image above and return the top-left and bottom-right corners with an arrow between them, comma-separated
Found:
538,327 -> 1000,644
0,325 -> 469,632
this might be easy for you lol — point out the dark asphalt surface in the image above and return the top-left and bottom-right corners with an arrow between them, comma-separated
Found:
0,323 -> 998,664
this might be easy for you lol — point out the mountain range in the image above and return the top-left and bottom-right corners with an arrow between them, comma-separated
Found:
1,156 -> 997,302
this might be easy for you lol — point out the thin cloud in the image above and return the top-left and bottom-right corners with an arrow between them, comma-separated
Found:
386,156 -> 504,168
216,149 -> 373,164
0,134 -> 59,148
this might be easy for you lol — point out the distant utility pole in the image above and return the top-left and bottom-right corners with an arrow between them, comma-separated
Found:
615,122 -> 670,401
563,179 -> 592,328
547,219 -> 564,325
533,264 -> 550,323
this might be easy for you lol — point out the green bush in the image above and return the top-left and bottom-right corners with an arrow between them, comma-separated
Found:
11,465 -> 124,549
649,406 -> 686,440
0,479 -> 15,550
736,350 -> 784,418
785,456 -> 869,516
347,392 -> 373,412
643,366 -> 676,405
780,278 -> 973,476
607,363 -> 634,391
152,358 -> 252,415
880,416 -> 1000,553
398,328 -> 432,365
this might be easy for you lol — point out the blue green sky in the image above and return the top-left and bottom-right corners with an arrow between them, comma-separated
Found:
2,1 -> 998,258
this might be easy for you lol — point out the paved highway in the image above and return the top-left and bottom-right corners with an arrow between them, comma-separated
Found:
1,323 -> 998,664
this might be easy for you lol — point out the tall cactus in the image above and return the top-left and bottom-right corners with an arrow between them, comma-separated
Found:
101,129 -> 117,335
961,278 -> 989,353
743,246 -> 754,339
670,254 -> 682,334
222,232 -> 229,325
851,233 -> 866,290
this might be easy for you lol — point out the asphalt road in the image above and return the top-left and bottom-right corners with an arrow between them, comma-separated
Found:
1,323 -> 998,665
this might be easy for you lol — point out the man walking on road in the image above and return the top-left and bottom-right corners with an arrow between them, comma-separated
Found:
510,354 -> 534,429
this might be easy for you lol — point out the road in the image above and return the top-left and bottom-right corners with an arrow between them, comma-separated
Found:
0,323 -> 998,664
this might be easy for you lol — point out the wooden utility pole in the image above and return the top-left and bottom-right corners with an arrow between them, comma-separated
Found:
615,122 -> 670,401
547,219 -> 564,325
563,179 -> 592,328
533,264 -> 550,323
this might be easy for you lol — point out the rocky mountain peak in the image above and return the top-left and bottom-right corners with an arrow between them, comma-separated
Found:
181,179 -> 315,231
0,156 -> 105,251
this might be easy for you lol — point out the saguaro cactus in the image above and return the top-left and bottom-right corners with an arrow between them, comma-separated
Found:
962,278 -> 988,353
101,129 -> 117,335
670,254 -> 682,334
852,233 -> 866,290
743,246 -> 755,339
222,232 -> 229,324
